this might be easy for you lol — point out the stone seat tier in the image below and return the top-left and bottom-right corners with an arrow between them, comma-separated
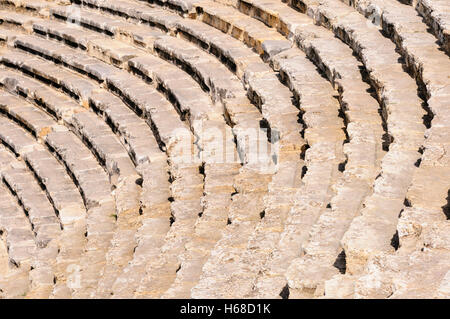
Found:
2,32 -> 193,296
325,247 -> 450,298
345,0 -> 450,274
0,88 -> 89,296
0,143 -> 60,298
0,0 -> 58,18
229,0 -> 393,296
24,17 -> 248,298
111,0 -> 352,299
12,34 -> 168,169
56,1 -> 304,156
212,47 -> 347,298
21,7 -> 214,298
285,0 -> 427,280
0,48 -> 141,197
24,11 -> 238,163
0,66 -> 122,298
0,183 -> 36,298
416,0 -> 450,55
39,8 -> 303,284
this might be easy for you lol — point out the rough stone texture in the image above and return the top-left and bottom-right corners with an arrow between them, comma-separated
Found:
0,0 -> 448,299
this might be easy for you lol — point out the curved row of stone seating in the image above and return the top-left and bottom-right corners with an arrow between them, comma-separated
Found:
149,35 -> 298,298
0,0 -> 447,299
148,0 -> 347,297
33,1 -> 304,298
213,0 -> 389,297
3,7 -> 256,298
0,70 -> 118,297
338,0 -> 450,291
0,49 -> 142,185
416,0 -> 449,54
67,0 -> 352,300
0,0 -> 59,17
68,0 -> 356,298
7,32 -> 185,297
20,21 -> 241,297
0,43 -> 147,297
0,184 -> 35,298
0,33 -> 205,297
120,0 -> 344,295
9,22 -> 212,298
167,0 -> 440,296
46,3 -> 289,158
138,0 -> 390,300
280,0 -> 426,286
0,141 -> 60,298
0,89 -> 89,297
50,0 -> 450,298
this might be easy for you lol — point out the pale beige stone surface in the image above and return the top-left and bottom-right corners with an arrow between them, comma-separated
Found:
0,0 -> 448,299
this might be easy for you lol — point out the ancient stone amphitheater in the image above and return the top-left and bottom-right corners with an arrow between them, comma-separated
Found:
0,0 -> 448,299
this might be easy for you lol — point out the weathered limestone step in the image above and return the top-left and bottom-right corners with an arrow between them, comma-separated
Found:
0,66 -> 119,297
76,0 -> 261,79
221,156 -> 303,298
161,162 -> 241,298
0,10 -> 40,32
330,248 -> 450,298
134,0 -> 290,55
33,6 -> 227,298
44,128 -> 117,298
219,48 -> 345,298
343,3 -> 450,253
191,167 -> 273,298
42,6 -> 239,163
72,0 -> 182,36
5,29 -> 174,180
231,0 -> 388,295
0,87 -> 56,138
0,28 -> 19,46
0,92 -> 88,295
0,78 -> 141,300
50,4 -> 133,36
0,144 -> 59,298
110,160 -> 172,298
0,183 -> 35,298
87,38 -> 144,68
149,39 -> 284,298
0,185 -> 35,267
193,43 -> 345,297
152,35 -> 276,167
83,62 -> 212,298
154,35 -> 245,103
9,33 -> 166,166
13,20 -> 192,156
134,162 -> 204,298
396,93 -> 450,253
80,0 -> 286,55
288,0 -> 427,276
346,0 -> 449,128
63,2 -> 302,160
165,2 -> 301,148
234,0 -> 385,150
0,70 -> 114,208
50,2 -> 166,54
0,0 -> 59,18
2,41 -> 151,297
32,19 -> 103,51
124,0 -> 305,150
416,0 -> 450,55
0,48 -> 141,191
127,54 -> 238,163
